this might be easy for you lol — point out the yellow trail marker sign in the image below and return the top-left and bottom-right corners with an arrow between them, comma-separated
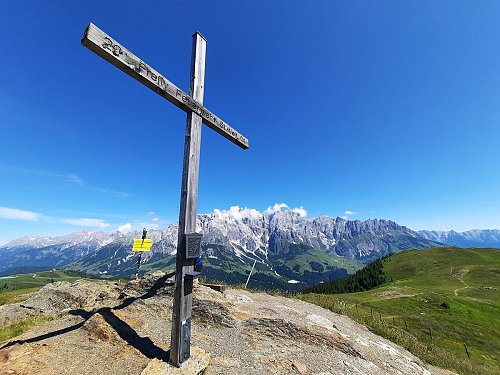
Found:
132,238 -> 153,252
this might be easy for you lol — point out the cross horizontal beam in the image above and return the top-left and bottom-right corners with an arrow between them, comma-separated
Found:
82,23 -> 249,149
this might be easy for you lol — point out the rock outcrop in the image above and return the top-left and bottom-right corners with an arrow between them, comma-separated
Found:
0,272 -> 454,374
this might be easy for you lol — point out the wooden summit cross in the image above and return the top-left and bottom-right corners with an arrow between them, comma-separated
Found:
81,23 -> 249,367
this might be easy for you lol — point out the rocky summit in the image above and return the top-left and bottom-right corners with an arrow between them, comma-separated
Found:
0,272 -> 454,375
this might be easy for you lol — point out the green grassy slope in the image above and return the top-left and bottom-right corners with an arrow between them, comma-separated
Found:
0,271 -> 81,344
0,270 -> 85,305
299,247 -> 500,375
201,243 -> 364,291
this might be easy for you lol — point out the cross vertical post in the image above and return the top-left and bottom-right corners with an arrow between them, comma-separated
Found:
169,32 -> 206,367
81,23 -> 249,367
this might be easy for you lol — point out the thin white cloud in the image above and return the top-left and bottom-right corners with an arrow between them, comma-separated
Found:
213,206 -> 261,221
117,222 -> 132,233
264,203 -> 289,214
147,211 -> 156,217
136,222 -> 160,230
89,187 -> 130,198
341,211 -> 357,220
291,206 -> 307,217
1,165 -> 84,186
152,217 -> 161,223
264,203 -> 308,217
57,210 -> 129,219
0,165 -> 129,198
212,203 -> 307,220
62,218 -> 110,228
0,206 -> 42,221
65,174 -> 84,186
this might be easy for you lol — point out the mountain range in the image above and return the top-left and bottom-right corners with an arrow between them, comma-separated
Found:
418,229 -> 500,248
0,207 -> 437,287
1,207 -> 497,288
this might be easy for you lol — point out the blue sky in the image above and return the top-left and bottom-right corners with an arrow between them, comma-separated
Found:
1,1 -> 499,245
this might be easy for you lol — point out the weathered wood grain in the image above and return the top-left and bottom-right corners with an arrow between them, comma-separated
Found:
82,23 -> 248,149
169,32 -> 206,367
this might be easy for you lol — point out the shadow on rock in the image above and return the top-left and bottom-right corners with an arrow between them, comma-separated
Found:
0,272 -> 174,362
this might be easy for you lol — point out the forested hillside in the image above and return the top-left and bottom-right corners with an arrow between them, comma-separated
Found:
303,257 -> 387,294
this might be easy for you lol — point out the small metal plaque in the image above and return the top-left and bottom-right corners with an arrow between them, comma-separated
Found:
180,318 -> 192,363
185,233 -> 203,259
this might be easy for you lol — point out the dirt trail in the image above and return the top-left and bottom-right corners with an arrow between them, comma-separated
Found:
450,267 -> 470,296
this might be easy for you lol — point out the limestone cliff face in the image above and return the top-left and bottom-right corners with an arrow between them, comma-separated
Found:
0,273 -> 455,375
187,209 -> 435,259
0,208 -> 441,279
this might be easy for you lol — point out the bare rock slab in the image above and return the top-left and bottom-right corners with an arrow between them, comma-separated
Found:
141,347 -> 210,375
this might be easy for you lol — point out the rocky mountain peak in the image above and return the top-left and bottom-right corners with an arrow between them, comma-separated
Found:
419,229 -> 500,248
0,207 -> 442,280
